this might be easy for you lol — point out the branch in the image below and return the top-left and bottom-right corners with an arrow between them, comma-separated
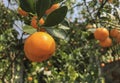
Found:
96,0 -> 108,18
83,0 -> 94,21
68,3 -> 84,11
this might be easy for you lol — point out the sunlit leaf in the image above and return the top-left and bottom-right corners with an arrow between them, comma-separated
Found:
22,25 -> 36,34
58,24 -> 70,30
47,28 -> 67,39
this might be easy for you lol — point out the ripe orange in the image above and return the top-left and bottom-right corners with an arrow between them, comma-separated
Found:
27,76 -> 33,81
99,37 -> 112,47
31,16 -> 45,29
100,63 -> 105,67
45,3 -> 60,15
24,32 -> 56,62
110,29 -> 119,38
18,8 -> 28,16
116,33 -> 120,43
107,59 -> 112,63
94,28 -> 109,41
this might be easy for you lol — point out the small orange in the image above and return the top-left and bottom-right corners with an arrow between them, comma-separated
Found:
27,76 -> 33,81
99,37 -> 112,47
94,28 -> 109,41
107,59 -> 112,63
31,16 -> 45,29
45,3 -> 60,15
110,29 -> 119,38
100,63 -> 105,67
18,8 -> 28,16
24,32 -> 56,62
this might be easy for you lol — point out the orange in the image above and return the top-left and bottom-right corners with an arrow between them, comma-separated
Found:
110,29 -> 119,38
31,16 -> 45,29
107,59 -> 112,63
18,8 -> 28,16
24,32 -> 56,62
99,37 -> 112,47
45,3 -> 60,15
94,28 -> 109,41
27,76 -> 33,81
116,33 -> 120,43
100,63 -> 105,67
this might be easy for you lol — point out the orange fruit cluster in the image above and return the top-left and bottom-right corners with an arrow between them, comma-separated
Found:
31,16 -> 45,29
24,32 -> 56,62
18,8 -> 28,16
94,28 -> 112,47
45,3 -> 60,15
94,28 -> 120,47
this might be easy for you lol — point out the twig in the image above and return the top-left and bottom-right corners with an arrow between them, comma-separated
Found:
68,3 -> 84,11
83,0 -> 94,21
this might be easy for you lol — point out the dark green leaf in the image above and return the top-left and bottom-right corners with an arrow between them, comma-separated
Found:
36,0 -> 51,19
51,0 -> 63,4
19,0 -> 36,13
23,25 -> 36,34
44,6 -> 68,27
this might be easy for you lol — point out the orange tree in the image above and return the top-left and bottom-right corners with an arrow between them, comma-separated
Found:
0,0 -> 120,83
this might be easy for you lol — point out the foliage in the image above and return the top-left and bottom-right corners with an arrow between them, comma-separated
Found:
0,0 -> 120,83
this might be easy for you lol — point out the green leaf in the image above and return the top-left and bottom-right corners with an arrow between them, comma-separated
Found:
44,6 -> 68,27
58,24 -> 70,30
22,25 -> 36,34
19,0 -> 36,13
51,0 -> 63,4
115,8 -> 120,18
61,19 -> 70,27
36,0 -> 51,19
46,28 -> 67,39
